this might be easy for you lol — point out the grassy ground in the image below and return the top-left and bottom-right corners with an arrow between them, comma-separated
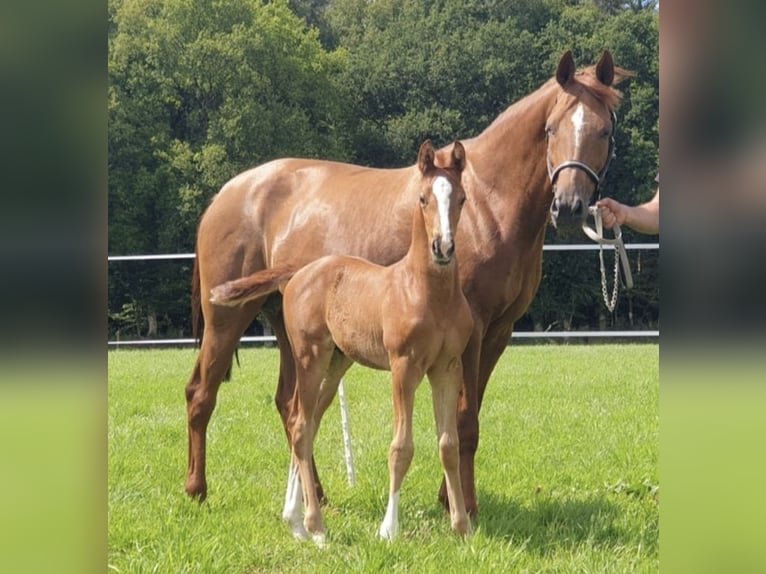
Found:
108,345 -> 658,573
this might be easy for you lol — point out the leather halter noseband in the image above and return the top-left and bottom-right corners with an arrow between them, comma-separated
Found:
546,111 -> 617,199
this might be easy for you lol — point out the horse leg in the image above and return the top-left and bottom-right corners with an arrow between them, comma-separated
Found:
438,326 -> 482,517
264,308 -> 327,505
185,302 -> 259,500
379,358 -> 421,541
438,319 -> 514,516
282,452 -> 309,541
283,339 -> 338,545
428,363 -> 471,536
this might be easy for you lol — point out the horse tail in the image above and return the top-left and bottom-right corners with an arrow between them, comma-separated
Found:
209,266 -> 297,307
191,253 -> 203,346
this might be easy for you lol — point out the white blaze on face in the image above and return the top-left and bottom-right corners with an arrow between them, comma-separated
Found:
432,176 -> 454,243
571,103 -> 586,156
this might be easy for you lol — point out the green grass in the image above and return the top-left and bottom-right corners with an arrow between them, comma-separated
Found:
108,345 -> 658,573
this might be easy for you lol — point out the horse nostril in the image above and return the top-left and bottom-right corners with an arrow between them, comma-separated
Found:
432,239 -> 441,257
550,198 -> 560,217
572,198 -> 583,217
445,240 -> 455,258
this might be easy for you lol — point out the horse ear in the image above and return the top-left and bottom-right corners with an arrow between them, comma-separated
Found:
556,50 -> 576,86
596,50 -> 615,86
451,141 -> 466,172
417,139 -> 435,174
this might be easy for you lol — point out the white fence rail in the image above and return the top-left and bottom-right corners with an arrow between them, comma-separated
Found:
107,243 -> 660,346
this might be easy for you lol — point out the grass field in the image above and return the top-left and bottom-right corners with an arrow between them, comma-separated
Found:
108,344 -> 658,573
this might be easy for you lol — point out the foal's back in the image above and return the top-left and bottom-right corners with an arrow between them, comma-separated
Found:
284,254 -> 393,370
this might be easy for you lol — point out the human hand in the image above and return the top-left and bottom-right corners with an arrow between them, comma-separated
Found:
596,197 -> 628,230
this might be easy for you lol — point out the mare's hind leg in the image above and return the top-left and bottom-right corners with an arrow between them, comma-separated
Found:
380,358 -> 422,541
429,362 -> 471,536
185,301 -> 260,500
265,307 -> 327,504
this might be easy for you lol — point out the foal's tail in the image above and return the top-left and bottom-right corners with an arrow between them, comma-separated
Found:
209,266 -> 298,307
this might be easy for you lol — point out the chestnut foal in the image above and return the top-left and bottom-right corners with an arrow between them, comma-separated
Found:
211,140 -> 472,543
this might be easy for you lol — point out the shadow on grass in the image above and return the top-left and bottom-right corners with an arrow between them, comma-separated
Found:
474,489 -> 629,553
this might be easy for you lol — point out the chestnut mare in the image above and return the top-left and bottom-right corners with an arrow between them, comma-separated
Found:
185,50 -> 630,517
210,141 -> 472,543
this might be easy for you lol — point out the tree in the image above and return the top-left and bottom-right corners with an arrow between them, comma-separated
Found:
108,0 -> 353,336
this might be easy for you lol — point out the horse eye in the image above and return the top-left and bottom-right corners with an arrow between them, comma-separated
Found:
545,126 -> 555,137
419,195 -> 427,206
459,196 -> 466,207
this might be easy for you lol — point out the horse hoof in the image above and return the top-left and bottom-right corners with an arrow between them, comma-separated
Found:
311,532 -> 327,547
284,516 -> 310,541
378,525 -> 398,542
453,519 -> 473,538
184,479 -> 207,502
289,524 -> 310,542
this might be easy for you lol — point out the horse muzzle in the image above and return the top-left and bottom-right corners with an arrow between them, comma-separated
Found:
550,189 -> 587,229
432,236 -> 455,265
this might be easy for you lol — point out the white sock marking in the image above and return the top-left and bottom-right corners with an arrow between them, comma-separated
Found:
379,490 -> 401,541
283,460 -> 309,540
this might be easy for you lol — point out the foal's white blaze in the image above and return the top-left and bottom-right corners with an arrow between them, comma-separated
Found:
432,176 -> 454,243
379,490 -> 401,541
571,103 -> 586,156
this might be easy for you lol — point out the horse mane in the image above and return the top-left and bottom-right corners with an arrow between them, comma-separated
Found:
572,64 -> 636,111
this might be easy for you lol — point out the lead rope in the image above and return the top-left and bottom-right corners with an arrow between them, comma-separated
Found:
582,206 -> 633,313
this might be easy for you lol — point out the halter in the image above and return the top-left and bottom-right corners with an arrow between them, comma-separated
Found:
546,111 -> 617,200
545,109 -> 630,312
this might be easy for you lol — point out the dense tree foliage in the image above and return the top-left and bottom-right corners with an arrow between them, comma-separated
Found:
108,0 -> 658,339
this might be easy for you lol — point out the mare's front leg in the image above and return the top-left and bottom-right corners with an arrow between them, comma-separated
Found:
379,357 -> 422,541
428,360 -> 471,536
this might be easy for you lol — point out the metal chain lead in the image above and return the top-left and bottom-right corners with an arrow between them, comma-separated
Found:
598,243 -> 620,312
584,206 -> 631,313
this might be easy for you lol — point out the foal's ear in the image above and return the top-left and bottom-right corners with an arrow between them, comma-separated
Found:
417,139 -> 435,174
451,141 -> 466,173
596,50 -> 615,86
556,50 -> 576,87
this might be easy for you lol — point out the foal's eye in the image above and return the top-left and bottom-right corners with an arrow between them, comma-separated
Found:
459,196 -> 466,207
545,125 -> 555,137
419,195 -> 427,206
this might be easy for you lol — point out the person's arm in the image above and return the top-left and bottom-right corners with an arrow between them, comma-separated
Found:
597,188 -> 659,235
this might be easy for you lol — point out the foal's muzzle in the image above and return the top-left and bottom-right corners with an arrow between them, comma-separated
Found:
432,236 -> 455,265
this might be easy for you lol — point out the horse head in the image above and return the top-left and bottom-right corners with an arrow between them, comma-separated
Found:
547,50 -> 621,230
416,139 -> 467,265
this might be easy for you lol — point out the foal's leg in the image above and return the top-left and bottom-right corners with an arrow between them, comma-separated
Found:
185,302 -> 259,500
429,362 -> 471,536
439,326 -> 482,517
284,344 -> 342,545
265,308 -> 327,504
380,358 -> 422,541
284,376 -> 323,543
